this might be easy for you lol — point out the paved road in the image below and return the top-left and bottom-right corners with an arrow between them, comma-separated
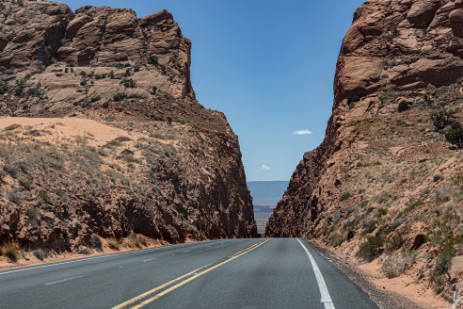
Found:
0,238 -> 379,309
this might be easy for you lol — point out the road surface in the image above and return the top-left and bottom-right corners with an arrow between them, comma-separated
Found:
0,238 -> 379,309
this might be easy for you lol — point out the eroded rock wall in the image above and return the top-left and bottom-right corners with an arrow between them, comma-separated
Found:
267,0 -> 463,296
0,0 -> 256,256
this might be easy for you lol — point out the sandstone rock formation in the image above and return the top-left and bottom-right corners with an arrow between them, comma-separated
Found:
267,0 -> 463,298
0,0 -> 256,259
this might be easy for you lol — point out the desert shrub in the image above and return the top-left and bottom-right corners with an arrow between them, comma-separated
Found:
107,238 -> 120,250
8,189 -> 22,204
27,86 -> 44,99
33,248 -> 46,261
445,121 -> 463,148
340,192 -> 351,202
127,233 -> 147,248
398,101 -> 411,112
433,174 -> 443,183
15,79 -> 25,96
327,232 -> 344,247
15,159 -> 29,174
4,124 -> 21,131
381,251 -> 415,278
80,80 -> 87,86
2,244 -> 18,262
25,208 -> 39,220
432,243 -> 456,293
78,246 -> 92,255
431,187 -> 452,205
122,78 -> 136,88
19,176 -> 32,190
37,190 -> 51,204
3,164 -> 17,178
18,0 -> 24,7
89,234 -> 102,251
431,109 -> 454,131
0,81 -> 8,94
347,95 -> 360,109
91,95 -> 101,103
149,54 -> 159,66
385,233 -> 404,254
114,136 -> 131,142
356,234 -> 385,262
113,93 -> 126,102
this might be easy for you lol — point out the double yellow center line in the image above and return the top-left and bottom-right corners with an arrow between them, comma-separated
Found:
112,239 -> 269,309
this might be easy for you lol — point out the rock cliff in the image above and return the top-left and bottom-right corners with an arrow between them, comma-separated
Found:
267,0 -> 463,298
0,0 -> 256,260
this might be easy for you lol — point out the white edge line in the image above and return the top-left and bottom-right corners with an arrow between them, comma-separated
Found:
297,238 -> 336,309
45,275 -> 84,286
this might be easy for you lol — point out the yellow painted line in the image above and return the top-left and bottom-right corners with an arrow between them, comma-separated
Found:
130,239 -> 269,309
111,239 -> 269,309
111,265 -> 210,309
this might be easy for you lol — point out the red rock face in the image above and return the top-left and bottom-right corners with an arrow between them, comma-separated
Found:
267,0 -> 463,295
0,0 -> 256,254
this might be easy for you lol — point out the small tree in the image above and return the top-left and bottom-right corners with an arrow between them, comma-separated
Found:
431,109 -> 454,131
445,121 -> 463,148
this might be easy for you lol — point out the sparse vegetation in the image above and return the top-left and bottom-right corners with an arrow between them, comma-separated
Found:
327,232 -> 344,247
33,248 -> 46,261
113,93 -> 127,102
340,192 -> 351,202
4,124 -> 21,131
107,238 -> 121,250
381,251 -> 415,278
356,234 -> 385,262
445,121 -> 463,148
398,101 -> 411,112
347,95 -> 360,109
149,54 -> 159,66
2,243 -> 18,262
431,109 -> 454,131
432,242 -> 457,293
89,234 -> 102,251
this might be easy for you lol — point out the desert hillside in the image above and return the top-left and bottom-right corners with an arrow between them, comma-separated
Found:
267,0 -> 463,304
0,0 -> 256,263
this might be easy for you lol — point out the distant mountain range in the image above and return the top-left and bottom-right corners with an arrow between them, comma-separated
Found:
247,181 -> 288,235
247,181 -> 288,210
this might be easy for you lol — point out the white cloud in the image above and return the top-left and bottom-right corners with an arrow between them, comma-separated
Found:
260,164 -> 271,171
293,130 -> 313,136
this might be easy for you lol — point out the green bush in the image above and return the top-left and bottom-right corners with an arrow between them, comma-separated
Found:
113,93 -> 127,102
89,234 -> 102,251
0,81 -> 8,94
398,101 -> 411,112
4,124 -> 21,131
385,233 -> 404,254
2,244 -> 18,262
327,232 -> 344,247
33,248 -> 46,261
432,243 -> 456,293
347,95 -> 360,109
445,121 -> 463,148
340,192 -> 351,202
381,251 -> 415,278
356,234 -> 385,262
149,55 -> 159,66
431,109 -> 454,131
107,238 -> 121,250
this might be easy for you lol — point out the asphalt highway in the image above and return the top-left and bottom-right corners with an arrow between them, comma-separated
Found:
0,238 -> 379,309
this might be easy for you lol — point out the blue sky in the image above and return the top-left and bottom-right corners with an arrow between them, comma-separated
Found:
62,0 -> 365,181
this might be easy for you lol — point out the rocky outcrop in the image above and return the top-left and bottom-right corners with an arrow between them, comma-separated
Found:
267,0 -> 463,298
0,0 -> 256,258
